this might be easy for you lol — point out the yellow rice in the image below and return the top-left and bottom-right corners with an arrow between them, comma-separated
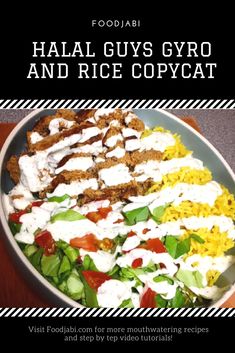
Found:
160,187 -> 235,223
206,270 -> 221,287
141,127 -> 191,160
147,167 -> 212,193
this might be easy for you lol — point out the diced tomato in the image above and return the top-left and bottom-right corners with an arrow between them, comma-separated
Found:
77,256 -> 83,265
145,238 -> 166,253
70,233 -> 98,252
114,218 -> 124,224
82,270 -> 112,291
86,207 -> 112,223
9,210 -> 27,224
142,228 -> 150,234
140,288 -> 157,308
31,201 -> 44,207
99,207 -> 112,217
127,231 -> 136,237
160,263 -> 166,269
132,258 -> 143,268
35,230 -> 56,256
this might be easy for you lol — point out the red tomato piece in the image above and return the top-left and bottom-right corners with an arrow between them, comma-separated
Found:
140,288 -> 157,308
86,207 -> 112,223
70,233 -> 98,252
82,270 -> 112,291
31,201 -> 44,207
127,231 -> 136,237
132,258 -> 143,268
145,239 -> 166,253
114,218 -> 124,224
35,230 -> 56,256
142,228 -> 151,234
9,210 -> 27,224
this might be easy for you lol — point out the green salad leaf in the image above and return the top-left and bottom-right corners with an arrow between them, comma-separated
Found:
156,294 -> 167,308
79,271 -> 98,307
41,253 -> 61,277
176,269 -> 204,288
48,194 -> 70,203
156,288 -> 186,308
8,221 -> 21,235
153,275 -> 174,285
23,244 -> 38,258
151,204 -> 169,224
66,270 -> 84,300
30,248 -> 44,271
190,234 -> 205,244
122,206 -> 150,226
165,236 -> 191,259
56,240 -> 79,263
170,288 -> 185,308
165,234 -> 205,259
83,255 -> 98,271
119,298 -> 134,308
58,255 -> 71,276
51,209 -> 86,223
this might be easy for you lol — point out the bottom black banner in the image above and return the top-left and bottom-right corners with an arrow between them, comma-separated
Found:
0,316 -> 232,347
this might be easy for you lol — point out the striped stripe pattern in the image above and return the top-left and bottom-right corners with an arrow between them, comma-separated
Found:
0,307 -> 234,317
0,99 -> 235,109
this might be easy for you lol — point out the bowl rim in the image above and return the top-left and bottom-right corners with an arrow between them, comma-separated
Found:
0,108 -> 234,308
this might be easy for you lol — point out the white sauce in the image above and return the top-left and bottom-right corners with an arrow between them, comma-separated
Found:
19,153 -> 53,192
105,134 -> 123,148
9,183 -> 34,210
98,164 -> 133,187
74,140 -> 104,155
94,108 -> 116,121
47,178 -> 98,198
140,131 -> 176,152
48,118 -> 74,135
15,206 -> 52,244
116,248 -> 178,276
106,146 -> 126,159
78,199 -> 110,215
79,127 -> 101,143
2,194 -> 15,215
148,182 -> 222,210
30,132 -> 43,144
139,272 -> 178,300
97,279 -> 132,307
95,157 -> 105,163
122,235 -> 141,252
55,156 -> 94,174
122,128 -> 141,138
125,113 -> 138,125
80,249 -> 116,273
125,139 -> 141,151
134,156 -> 204,183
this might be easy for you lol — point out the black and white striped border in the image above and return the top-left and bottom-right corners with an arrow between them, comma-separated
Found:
0,99 -> 235,109
0,307 -> 234,317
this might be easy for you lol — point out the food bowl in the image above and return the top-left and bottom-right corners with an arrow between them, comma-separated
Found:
0,109 -> 235,307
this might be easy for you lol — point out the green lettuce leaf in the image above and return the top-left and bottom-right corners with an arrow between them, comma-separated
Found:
41,253 -> 61,277
151,204 -> 169,224
123,206 -> 150,226
51,209 -> 86,223
48,194 -> 70,203
176,269 -> 204,288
